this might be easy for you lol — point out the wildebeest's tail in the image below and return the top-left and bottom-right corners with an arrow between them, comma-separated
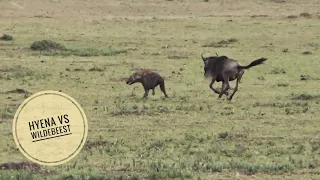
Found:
239,57 -> 267,70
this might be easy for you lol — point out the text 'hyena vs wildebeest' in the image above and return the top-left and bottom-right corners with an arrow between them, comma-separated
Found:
201,52 -> 267,101
126,69 -> 169,99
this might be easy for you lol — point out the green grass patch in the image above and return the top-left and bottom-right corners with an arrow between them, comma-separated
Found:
30,40 -> 127,57
38,48 -> 127,57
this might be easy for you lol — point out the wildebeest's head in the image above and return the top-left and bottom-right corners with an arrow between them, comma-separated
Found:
126,72 -> 142,85
203,61 -> 213,78
201,52 -> 216,78
201,52 -> 229,78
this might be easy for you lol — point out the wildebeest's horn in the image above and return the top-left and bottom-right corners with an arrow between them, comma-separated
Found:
201,52 -> 206,61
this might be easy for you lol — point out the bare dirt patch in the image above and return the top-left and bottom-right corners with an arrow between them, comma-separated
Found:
0,66 -> 36,80
167,55 -> 188,60
110,77 -> 128,82
1,0 -> 320,22
202,38 -> 238,48
270,0 -> 286,3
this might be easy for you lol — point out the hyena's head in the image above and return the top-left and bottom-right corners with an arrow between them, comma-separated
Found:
126,72 -> 142,85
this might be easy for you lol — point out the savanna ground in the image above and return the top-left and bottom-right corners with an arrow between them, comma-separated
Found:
1,0 -> 320,179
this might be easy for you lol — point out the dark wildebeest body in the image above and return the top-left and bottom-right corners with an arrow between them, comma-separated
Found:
126,69 -> 169,98
202,53 -> 245,83
201,53 -> 244,96
201,52 -> 267,101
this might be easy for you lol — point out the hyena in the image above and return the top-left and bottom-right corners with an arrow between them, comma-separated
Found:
126,69 -> 169,98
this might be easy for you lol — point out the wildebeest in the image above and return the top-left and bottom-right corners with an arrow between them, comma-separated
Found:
202,53 -> 245,85
201,52 -> 267,101
201,53 -> 241,96
126,69 -> 169,99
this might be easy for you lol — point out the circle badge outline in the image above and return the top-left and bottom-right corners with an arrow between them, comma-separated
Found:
12,90 -> 88,166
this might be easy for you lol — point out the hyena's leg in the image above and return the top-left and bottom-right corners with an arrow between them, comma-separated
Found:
143,88 -> 150,99
152,88 -> 155,95
159,79 -> 169,98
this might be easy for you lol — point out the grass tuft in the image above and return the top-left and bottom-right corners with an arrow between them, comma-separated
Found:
0,34 -> 13,41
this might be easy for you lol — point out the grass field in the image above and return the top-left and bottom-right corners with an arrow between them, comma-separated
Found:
1,0 -> 320,179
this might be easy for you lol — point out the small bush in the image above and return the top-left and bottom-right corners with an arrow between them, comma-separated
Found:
88,67 -> 103,72
302,51 -> 312,55
287,15 -> 298,19
0,34 -> 13,41
300,12 -> 312,18
30,40 -> 67,51
277,83 -> 289,87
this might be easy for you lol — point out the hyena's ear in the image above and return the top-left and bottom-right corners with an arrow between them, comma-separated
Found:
132,72 -> 141,79
135,74 -> 142,79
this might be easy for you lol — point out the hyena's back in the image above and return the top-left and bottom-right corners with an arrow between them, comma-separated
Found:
139,70 -> 164,89
132,69 -> 169,98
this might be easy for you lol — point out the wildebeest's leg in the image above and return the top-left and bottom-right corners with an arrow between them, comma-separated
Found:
209,77 -> 219,94
159,80 -> 169,98
209,77 -> 228,96
218,78 -> 230,99
238,69 -> 245,83
152,88 -> 155,95
228,76 -> 240,101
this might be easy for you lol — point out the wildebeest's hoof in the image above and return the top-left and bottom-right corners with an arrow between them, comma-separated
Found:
227,95 -> 235,101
